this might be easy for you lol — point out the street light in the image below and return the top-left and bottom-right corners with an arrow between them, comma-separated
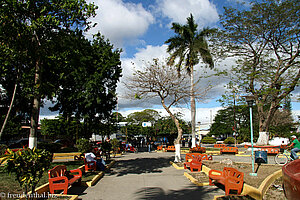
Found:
244,95 -> 257,177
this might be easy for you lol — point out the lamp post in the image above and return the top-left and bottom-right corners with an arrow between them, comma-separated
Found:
244,95 -> 257,177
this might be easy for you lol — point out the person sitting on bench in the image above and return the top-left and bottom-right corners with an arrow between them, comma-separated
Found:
85,148 -> 106,171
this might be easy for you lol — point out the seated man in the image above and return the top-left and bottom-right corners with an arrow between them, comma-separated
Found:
85,148 -> 106,171
287,135 -> 300,160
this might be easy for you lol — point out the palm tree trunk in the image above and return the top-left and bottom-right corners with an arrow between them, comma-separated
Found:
0,83 -> 17,139
190,66 -> 196,148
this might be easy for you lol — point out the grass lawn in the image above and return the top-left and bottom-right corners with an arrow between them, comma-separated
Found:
0,160 -> 84,195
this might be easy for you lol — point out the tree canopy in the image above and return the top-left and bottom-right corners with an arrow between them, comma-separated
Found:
219,0 -> 300,144
0,1 -> 122,144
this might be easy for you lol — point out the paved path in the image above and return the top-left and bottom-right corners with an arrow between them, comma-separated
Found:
76,152 -> 224,200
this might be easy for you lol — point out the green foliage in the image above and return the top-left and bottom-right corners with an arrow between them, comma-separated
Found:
38,142 -> 58,154
155,116 -> 190,136
101,141 -> 112,152
41,116 -> 83,141
224,137 -> 235,144
76,138 -> 91,154
110,138 -> 120,155
0,144 -> 7,156
0,148 -> 52,195
127,109 -> 160,123
201,137 -> 216,144
219,0 -> 300,134
0,0 -> 99,142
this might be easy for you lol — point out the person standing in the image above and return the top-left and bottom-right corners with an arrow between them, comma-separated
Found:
287,135 -> 300,160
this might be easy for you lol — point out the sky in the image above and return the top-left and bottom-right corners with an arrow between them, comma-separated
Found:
40,0 -> 300,123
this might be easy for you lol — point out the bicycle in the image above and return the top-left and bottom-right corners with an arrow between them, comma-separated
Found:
274,148 -> 294,165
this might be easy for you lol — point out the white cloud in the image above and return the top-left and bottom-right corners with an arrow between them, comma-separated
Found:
156,0 -> 219,27
86,0 -> 154,48
117,44 -> 169,107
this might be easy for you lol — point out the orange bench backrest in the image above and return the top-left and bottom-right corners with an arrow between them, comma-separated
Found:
223,167 -> 244,183
49,165 -> 67,178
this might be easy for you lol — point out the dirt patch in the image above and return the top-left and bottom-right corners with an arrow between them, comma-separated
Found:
177,160 -> 286,199
202,160 -> 282,188
263,177 -> 286,200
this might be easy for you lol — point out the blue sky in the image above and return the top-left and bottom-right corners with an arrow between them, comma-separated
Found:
40,0 -> 299,123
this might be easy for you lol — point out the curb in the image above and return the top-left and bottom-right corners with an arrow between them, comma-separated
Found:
183,172 -> 209,186
84,160 -> 116,187
176,161 -> 282,200
169,161 -> 184,170
18,183 -> 78,200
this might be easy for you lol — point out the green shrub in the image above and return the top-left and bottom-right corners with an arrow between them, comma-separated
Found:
201,137 -> 216,144
1,148 -> 52,195
0,144 -> 8,156
224,137 -> 235,144
111,138 -> 120,156
38,142 -> 58,153
76,138 -> 91,153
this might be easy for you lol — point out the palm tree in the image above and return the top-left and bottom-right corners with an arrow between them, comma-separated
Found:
165,14 -> 215,147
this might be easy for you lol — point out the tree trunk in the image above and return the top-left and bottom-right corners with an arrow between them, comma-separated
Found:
190,67 -> 196,148
29,59 -> 41,149
161,101 -> 183,162
0,83 -> 17,139
256,102 -> 279,145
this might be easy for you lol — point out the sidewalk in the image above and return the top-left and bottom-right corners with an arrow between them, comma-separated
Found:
75,151 -> 224,200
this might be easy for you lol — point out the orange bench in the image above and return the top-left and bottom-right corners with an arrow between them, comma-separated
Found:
220,147 -> 238,154
214,144 -> 226,148
84,158 -> 96,172
264,148 -> 279,155
166,145 -> 175,152
189,146 -> 206,153
48,165 -> 82,194
157,145 -> 163,151
209,167 -> 244,195
184,156 -> 202,172
185,153 -> 212,162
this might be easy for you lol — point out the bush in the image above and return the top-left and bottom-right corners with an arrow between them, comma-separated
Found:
0,144 -> 8,156
111,138 -> 120,156
1,148 -> 52,195
76,138 -> 91,153
201,137 -> 216,144
224,137 -> 235,144
38,142 -> 58,153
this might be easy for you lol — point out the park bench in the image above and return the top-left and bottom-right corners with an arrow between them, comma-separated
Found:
189,146 -> 206,153
214,144 -> 226,148
209,167 -> 244,195
48,165 -> 82,194
157,145 -> 163,151
166,145 -> 175,152
184,156 -> 202,172
185,153 -> 212,162
264,148 -> 279,155
84,158 -> 96,172
220,147 -> 238,154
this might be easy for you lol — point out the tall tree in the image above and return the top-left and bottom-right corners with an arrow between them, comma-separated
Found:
124,58 -> 211,162
50,33 -> 122,136
220,0 -> 300,145
127,109 -> 160,124
165,14 -> 215,148
0,0 -> 97,147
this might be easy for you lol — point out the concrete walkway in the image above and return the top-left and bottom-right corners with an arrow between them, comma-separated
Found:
76,151 -> 224,200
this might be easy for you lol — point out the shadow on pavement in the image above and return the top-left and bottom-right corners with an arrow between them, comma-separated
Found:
109,156 -> 173,177
134,186 -> 222,200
